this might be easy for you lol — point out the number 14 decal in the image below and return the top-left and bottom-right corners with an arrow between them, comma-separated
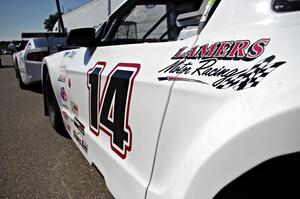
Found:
88,62 -> 140,159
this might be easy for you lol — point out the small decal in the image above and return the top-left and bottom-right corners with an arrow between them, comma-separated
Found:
69,51 -> 76,58
58,74 -> 66,83
82,140 -> 88,153
59,65 -> 66,69
146,5 -> 155,9
158,76 -> 208,84
60,87 -> 68,102
63,51 -> 76,59
158,38 -> 286,91
74,117 -> 85,136
171,39 -> 270,61
62,110 -> 69,120
68,78 -> 71,88
62,104 -> 69,110
73,130 -> 88,153
66,123 -> 71,132
63,51 -> 71,57
71,101 -> 79,115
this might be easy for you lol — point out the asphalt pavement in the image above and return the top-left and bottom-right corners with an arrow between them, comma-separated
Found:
0,55 -> 114,198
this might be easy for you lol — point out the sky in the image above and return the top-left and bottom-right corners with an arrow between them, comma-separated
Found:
0,0 -> 90,41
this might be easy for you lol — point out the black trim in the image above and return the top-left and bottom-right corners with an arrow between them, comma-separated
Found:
272,0 -> 300,12
22,32 -> 67,38
214,152 -> 300,199
142,5 -> 176,40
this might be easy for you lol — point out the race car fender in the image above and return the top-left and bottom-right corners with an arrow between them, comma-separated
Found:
147,83 -> 300,199
146,85 -> 300,198
186,104 -> 300,199
42,51 -> 69,115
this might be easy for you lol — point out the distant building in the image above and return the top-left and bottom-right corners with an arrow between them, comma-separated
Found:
53,0 -> 124,32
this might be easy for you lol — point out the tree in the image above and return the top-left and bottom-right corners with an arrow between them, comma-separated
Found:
44,12 -> 60,32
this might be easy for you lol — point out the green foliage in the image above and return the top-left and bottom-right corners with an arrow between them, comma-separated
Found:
44,12 -> 60,32
0,41 -> 11,50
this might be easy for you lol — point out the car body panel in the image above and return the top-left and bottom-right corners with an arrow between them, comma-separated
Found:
42,0 -> 300,198
148,0 -> 300,198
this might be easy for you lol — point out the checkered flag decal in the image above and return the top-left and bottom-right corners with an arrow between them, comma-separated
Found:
214,55 -> 286,91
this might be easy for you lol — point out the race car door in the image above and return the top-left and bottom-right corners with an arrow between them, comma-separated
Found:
64,0 -> 203,198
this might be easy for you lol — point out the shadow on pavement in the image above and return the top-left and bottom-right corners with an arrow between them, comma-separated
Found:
0,65 -> 14,69
26,83 -> 43,94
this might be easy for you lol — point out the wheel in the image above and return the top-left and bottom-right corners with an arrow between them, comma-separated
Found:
15,63 -> 27,89
45,72 -> 65,133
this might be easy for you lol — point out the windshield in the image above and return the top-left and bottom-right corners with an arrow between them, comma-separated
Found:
33,37 -> 67,48
101,0 -> 204,44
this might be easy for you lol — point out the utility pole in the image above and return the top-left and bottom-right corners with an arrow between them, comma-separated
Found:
56,0 -> 66,33
108,0 -> 111,16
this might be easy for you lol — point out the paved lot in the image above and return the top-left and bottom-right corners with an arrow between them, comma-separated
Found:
0,55 -> 114,198
0,55 -> 14,67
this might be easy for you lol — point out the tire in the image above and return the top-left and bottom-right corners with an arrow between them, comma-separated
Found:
15,63 -> 27,89
45,72 -> 65,133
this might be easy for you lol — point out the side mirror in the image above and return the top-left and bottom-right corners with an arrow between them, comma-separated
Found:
67,28 -> 96,47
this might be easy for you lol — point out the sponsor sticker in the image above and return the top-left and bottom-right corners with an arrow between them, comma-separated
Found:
63,51 -> 76,59
82,140 -> 88,153
74,117 -> 85,136
73,130 -> 88,153
66,123 -> 71,132
60,87 -> 67,102
158,38 -> 286,91
62,110 -> 69,120
146,5 -> 155,9
71,101 -> 78,115
63,51 -> 71,57
59,65 -> 66,69
69,51 -> 76,58
68,78 -> 71,88
58,74 -> 66,83
62,104 -> 69,110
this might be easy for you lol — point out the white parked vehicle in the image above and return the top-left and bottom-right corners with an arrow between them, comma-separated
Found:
14,34 -> 67,88
42,0 -> 300,198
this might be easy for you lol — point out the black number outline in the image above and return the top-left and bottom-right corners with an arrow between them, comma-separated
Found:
99,63 -> 140,159
88,62 -> 140,159
87,62 -> 106,136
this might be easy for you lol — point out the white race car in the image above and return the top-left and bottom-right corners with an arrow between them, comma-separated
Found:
42,0 -> 300,198
14,34 -> 67,88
